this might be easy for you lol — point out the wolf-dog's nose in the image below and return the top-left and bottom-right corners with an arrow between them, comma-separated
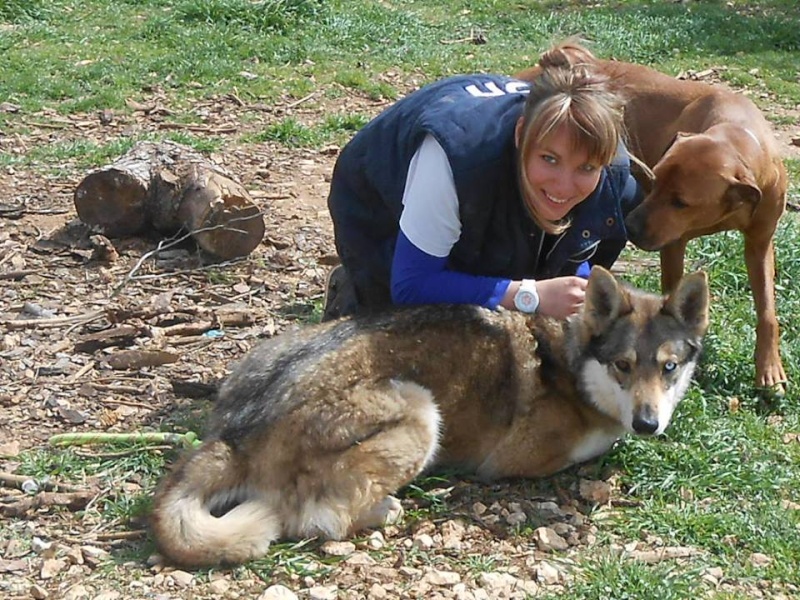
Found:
632,414 -> 659,435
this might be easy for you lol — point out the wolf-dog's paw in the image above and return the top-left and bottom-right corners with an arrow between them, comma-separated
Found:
354,495 -> 404,531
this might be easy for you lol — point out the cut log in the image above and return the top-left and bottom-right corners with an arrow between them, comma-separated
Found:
175,164 -> 265,260
73,141 -> 265,259
73,147 -> 151,236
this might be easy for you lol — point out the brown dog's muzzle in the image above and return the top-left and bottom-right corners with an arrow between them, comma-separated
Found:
624,208 -> 663,251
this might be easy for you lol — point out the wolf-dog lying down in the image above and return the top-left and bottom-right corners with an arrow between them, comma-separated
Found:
151,267 -> 709,567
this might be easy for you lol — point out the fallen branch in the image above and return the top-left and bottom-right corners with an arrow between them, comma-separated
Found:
0,491 -> 95,517
1,310 -> 105,330
0,472 -> 84,493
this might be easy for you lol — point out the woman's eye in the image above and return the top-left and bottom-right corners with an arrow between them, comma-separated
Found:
541,154 -> 557,164
580,163 -> 599,173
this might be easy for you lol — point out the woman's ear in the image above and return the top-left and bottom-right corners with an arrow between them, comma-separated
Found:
515,116 -> 525,149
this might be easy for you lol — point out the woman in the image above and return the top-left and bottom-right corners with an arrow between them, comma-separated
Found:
324,43 -> 642,321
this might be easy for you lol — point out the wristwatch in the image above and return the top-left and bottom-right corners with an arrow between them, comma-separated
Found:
513,279 -> 540,314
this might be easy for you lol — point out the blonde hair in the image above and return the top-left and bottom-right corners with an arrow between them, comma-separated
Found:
518,42 -> 626,234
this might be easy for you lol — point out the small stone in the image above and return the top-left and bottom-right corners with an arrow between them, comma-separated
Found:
31,537 -> 53,554
66,546 -> 85,565
412,533 -> 435,550
30,584 -> 49,600
478,572 -> 517,594
319,540 -> 356,556
257,584 -> 299,600
62,584 -> 90,600
91,592 -> 121,600
533,561 -> 561,585
40,558 -> 67,579
367,583 -> 388,599
208,579 -> 231,595
367,531 -> 385,550
532,526 -> 569,552
422,568 -> 461,586
345,551 -> 376,566
168,569 -> 194,588
307,585 -> 338,600
579,479 -> 612,504
505,510 -> 527,526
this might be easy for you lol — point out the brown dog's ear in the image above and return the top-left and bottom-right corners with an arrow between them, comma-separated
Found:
663,271 -> 710,335
583,266 -> 630,335
725,167 -> 762,214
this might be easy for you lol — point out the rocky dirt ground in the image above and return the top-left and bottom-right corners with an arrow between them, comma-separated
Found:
1,73 -> 799,600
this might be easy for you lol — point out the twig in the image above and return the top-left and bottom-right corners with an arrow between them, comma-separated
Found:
157,122 -> 238,134
285,92 -> 318,110
111,214 -> 263,297
75,445 -> 174,459
1,310 -> 105,330
0,491 -> 95,517
67,360 -> 96,384
0,269 -> 38,281
94,530 -> 147,541
0,472 -> 84,493
97,396 -> 156,411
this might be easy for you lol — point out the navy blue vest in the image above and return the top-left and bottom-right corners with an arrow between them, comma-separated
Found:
328,74 -> 638,301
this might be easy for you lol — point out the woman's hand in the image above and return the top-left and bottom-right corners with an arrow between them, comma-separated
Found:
501,276 -> 587,319
535,276 -> 587,319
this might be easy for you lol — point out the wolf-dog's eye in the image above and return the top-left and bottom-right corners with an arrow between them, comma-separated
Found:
664,360 -> 677,373
614,359 -> 631,373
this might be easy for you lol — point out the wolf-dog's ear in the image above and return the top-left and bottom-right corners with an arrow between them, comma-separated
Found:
663,271 -> 710,334
583,266 -> 630,336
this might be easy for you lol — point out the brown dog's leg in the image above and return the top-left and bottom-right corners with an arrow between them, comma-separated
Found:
659,240 -> 688,293
744,233 -> 787,391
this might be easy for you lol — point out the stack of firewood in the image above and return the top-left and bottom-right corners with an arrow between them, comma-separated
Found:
73,140 -> 265,260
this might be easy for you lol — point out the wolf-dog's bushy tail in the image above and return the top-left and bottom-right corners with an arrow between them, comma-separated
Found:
150,440 -> 279,567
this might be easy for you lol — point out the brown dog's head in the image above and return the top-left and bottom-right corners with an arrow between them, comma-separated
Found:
624,131 -> 762,250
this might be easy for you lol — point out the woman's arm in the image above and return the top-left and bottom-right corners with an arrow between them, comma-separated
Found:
391,231 -> 510,307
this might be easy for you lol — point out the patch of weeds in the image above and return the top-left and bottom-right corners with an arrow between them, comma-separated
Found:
462,553 -> 500,576
252,117 -> 324,148
18,447 -> 91,483
206,267 -> 239,285
159,132 -> 225,154
321,112 -> 370,138
399,473 -> 455,519
246,538 -> 337,582
538,551 -> 707,599
333,69 -> 398,101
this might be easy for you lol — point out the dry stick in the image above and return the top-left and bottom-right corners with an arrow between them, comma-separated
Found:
75,445 -> 173,459
110,215 -> 262,297
1,310 -> 105,331
68,360 -> 96,384
0,472 -> 84,493
97,396 -> 156,411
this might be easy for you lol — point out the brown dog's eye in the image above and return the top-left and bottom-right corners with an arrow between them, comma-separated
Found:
670,197 -> 688,209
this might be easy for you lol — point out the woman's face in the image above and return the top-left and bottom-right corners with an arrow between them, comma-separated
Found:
517,120 -> 603,222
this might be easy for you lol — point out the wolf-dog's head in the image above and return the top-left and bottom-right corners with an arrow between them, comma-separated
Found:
570,267 -> 709,436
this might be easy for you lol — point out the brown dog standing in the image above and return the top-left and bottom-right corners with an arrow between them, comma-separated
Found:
518,44 -> 788,390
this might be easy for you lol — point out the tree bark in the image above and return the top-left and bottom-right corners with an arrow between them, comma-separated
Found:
73,141 -> 265,259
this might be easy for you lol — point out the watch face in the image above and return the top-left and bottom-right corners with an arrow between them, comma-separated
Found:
515,290 -> 537,312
